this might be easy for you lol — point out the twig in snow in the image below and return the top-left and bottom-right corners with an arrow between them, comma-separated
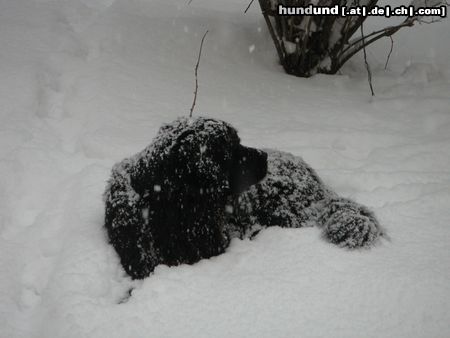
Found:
385,36 -> 394,70
360,23 -> 375,97
190,30 -> 208,118
244,0 -> 256,13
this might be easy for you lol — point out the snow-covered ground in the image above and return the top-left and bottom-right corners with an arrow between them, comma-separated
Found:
0,0 -> 449,337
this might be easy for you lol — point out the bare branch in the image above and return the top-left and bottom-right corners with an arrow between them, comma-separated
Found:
385,36 -> 394,70
189,30 -> 208,118
337,20 -> 414,68
336,0 -> 447,70
257,0 -> 286,69
244,0 -> 256,13
360,21 -> 375,96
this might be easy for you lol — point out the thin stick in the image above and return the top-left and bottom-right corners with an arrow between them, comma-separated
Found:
360,23 -> 375,96
190,30 -> 208,118
384,36 -> 394,70
258,3 -> 286,71
244,0 -> 255,13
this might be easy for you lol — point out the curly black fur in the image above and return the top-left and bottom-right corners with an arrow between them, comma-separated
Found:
104,117 -> 382,279
104,117 -> 267,279
227,149 -> 382,248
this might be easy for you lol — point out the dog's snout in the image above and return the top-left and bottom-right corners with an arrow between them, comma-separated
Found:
230,146 -> 268,194
246,147 -> 267,182
257,149 -> 268,180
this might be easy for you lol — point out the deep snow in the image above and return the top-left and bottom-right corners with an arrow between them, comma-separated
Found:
0,0 -> 449,337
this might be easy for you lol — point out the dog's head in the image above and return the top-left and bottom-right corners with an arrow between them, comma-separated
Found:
154,117 -> 267,199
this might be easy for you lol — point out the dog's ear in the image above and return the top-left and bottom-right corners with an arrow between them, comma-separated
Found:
230,146 -> 267,194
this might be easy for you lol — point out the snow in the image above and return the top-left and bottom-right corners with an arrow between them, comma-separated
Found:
0,0 -> 449,337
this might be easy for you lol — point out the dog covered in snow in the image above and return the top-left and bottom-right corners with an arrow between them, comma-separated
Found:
104,117 -> 381,279
104,117 -> 267,279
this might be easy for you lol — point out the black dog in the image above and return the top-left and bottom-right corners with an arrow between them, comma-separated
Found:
104,117 -> 382,279
104,117 -> 267,279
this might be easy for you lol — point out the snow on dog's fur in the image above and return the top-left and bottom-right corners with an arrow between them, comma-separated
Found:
104,117 -> 267,279
227,149 -> 382,248
104,117 -> 382,279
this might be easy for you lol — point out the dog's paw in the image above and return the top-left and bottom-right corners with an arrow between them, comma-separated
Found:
320,198 -> 382,248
